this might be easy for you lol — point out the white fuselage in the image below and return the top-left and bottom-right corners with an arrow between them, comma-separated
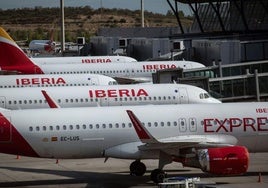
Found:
0,74 -> 117,88
31,56 -> 137,64
0,102 -> 267,159
36,61 -> 205,83
0,84 -> 221,109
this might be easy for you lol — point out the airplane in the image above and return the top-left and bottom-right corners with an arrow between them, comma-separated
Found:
0,83 -> 221,109
0,27 -> 205,83
29,39 -> 57,54
0,102 -> 267,183
30,55 -> 137,64
0,74 -> 118,88
28,28 -> 58,54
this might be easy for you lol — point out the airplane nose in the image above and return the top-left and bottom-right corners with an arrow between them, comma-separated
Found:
211,98 -> 222,103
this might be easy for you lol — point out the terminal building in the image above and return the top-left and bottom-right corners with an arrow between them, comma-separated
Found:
85,0 -> 268,102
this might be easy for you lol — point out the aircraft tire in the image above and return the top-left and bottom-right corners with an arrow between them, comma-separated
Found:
129,160 -> 146,176
150,168 -> 166,183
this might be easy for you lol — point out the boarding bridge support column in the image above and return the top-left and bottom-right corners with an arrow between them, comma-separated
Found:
255,69 -> 260,102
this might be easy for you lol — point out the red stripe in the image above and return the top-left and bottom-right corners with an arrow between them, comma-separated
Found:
0,113 -> 39,157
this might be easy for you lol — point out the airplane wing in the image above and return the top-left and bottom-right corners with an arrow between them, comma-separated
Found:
113,77 -> 151,84
126,110 -> 238,151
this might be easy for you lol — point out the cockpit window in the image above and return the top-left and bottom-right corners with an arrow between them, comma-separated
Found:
204,93 -> 210,98
108,81 -> 118,85
199,93 -> 210,99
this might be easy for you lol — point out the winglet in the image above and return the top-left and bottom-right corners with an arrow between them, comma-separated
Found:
126,110 -> 158,144
41,90 -> 60,108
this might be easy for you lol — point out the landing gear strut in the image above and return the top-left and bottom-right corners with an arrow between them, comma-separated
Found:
129,160 -> 146,176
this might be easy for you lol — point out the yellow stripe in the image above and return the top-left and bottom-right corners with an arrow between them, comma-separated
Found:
0,27 -> 15,42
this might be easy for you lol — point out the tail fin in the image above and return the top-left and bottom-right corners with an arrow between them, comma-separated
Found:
0,27 -> 35,67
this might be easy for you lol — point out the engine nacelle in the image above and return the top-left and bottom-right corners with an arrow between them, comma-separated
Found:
178,146 -> 249,175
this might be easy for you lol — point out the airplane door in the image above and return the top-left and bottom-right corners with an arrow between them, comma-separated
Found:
0,116 -> 11,142
178,88 -> 189,104
90,77 -> 99,85
189,118 -> 197,132
100,97 -> 109,106
0,97 -> 6,108
179,118 -> 187,132
125,69 -> 130,77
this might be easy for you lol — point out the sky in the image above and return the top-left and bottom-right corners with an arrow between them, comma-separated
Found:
0,0 -> 192,15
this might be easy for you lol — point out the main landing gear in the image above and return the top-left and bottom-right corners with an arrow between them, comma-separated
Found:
129,152 -> 172,183
129,161 -> 168,183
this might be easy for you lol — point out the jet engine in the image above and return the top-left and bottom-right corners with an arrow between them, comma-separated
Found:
176,146 -> 249,175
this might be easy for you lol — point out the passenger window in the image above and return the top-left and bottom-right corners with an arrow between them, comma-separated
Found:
83,124 -> 86,129
43,126 -> 46,131
36,126 -> 40,131
29,127 -> 33,131
76,125 -> 80,129
49,126 -> 53,131
63,125 -> 67,130
56,125 -> 60,130
69,125 -> 73,130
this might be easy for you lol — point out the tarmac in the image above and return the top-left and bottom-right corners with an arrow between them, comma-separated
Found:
0,153 -> 267,188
